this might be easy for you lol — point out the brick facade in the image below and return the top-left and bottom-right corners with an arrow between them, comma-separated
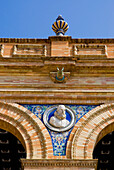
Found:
0,102 -> 53,159
0,36 -> 114,169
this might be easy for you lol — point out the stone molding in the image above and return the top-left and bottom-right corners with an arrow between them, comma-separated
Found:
13,44 -> 47,56
21,159 -> 98,169
73,44 -> 108,56
49,36 -> 72,41
0,37 -> 114,43
0,89 -> 114,105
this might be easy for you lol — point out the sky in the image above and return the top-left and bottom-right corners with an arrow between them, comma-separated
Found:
0,0 -> 114,38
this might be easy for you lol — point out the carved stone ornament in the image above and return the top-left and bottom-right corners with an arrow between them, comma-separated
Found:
50,68 -> 70,83
43,105 -> 76,132
21,159 -> 98,169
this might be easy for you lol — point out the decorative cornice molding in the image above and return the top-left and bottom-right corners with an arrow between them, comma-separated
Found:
0,90 -> 114,104
21,159 -> 98,169
49,36 -> 72,41
73,44 -> 108,56
13,44 -> 47,56
0,37 -> 114,44
0,54 -> 114,68
0,38 -> 49,43
71,38 -> 114,44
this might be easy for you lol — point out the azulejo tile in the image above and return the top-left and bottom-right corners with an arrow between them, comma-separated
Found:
21,104 -> 98,156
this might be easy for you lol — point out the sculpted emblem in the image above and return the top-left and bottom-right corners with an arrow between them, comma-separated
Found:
49,105 -> 69,128
43,105 -> 76,132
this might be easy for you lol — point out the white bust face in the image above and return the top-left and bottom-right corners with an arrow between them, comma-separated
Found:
57,105 -> 65,116
49,105 -> 69,128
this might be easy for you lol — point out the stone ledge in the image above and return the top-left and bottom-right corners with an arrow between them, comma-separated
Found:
49,36 -> 72,41
21,159 -> 98,169
0,91 -> 114,104
0,37 -> 114,44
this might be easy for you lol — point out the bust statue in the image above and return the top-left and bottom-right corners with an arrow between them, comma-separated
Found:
49,105 -> 70,128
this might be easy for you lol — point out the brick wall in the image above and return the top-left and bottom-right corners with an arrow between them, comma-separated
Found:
0,37 -> 114,169
0,102 -> 53,159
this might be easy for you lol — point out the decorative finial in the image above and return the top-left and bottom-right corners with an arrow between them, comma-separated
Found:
52,15 -> 69,36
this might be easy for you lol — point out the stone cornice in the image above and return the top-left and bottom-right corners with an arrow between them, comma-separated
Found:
0,55 -> 114,69
71,38 -> 114,44
0,38 -> 49,44
21,159 -> 98,169
48,36 -> 72,41
0,88 -> 114,104
0,37 -> 114,44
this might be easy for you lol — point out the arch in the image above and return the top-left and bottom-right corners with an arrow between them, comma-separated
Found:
95,122 -> 114,146
0,102 -> 53,159
68,103 -> 114,159
0,127 -> 26,169
0,119 -> 26,149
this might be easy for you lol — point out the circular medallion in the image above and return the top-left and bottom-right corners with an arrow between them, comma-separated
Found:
43,105 -> 76,132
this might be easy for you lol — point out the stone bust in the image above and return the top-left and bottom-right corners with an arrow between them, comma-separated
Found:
49,105 -> 70,128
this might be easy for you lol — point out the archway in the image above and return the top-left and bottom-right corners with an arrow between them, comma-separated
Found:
93,123 -> 114,170
69,103 -> 114,159
0,102 -> 53,159
0,128 -> 26,169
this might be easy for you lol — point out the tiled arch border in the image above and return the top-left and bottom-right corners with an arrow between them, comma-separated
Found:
0,102 -> 53,159
69,103 -> 114,159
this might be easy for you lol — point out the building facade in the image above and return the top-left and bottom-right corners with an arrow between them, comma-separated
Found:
0,17 -> 114,170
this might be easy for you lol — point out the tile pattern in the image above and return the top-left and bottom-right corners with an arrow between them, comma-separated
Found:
22,104 -> 98,156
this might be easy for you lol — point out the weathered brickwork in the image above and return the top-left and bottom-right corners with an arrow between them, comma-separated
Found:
51,41 -> 70,56
0,37 -> 114,105
0,38 -> 114,58
0,37 -> 114,169
0,102 -> 53,159
71,103 -> 114,159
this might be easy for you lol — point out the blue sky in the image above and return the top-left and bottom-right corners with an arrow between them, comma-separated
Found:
0,0 -> 114,38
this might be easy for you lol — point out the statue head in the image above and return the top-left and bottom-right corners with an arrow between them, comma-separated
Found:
55,105 -> 66,120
